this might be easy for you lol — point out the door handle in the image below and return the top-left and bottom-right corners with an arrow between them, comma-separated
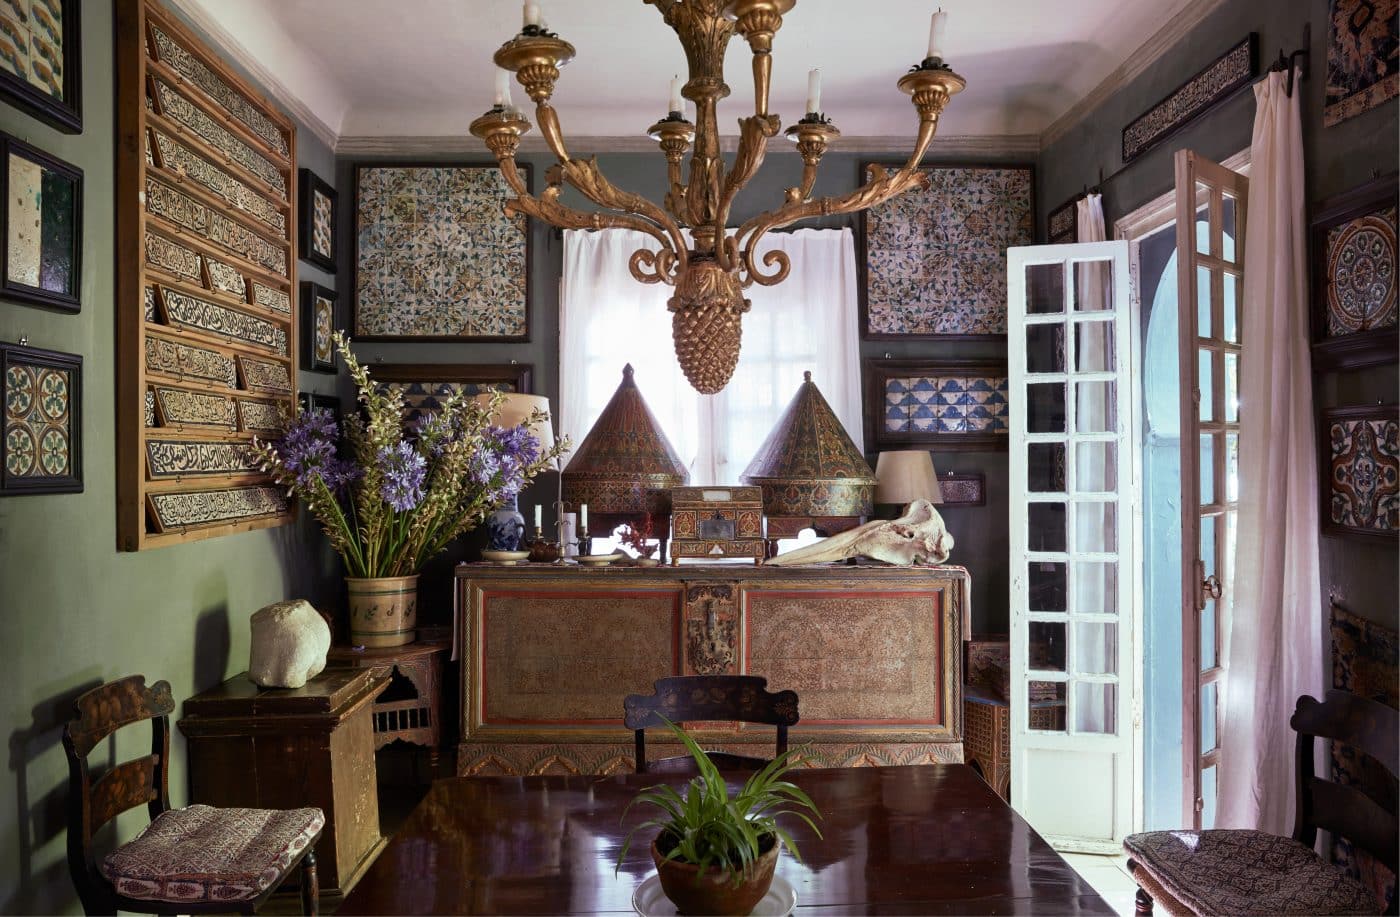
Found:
1203,574 -> 1222,601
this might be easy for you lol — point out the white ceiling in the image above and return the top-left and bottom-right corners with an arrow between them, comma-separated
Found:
183,0 -> 1202,144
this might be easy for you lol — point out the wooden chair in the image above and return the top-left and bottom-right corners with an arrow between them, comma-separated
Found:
1125,690 -> 1398,916
623,675 -> 799,774
63,675 -> 323,916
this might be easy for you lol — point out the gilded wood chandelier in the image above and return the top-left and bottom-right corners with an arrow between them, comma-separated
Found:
471,1 -> 964,393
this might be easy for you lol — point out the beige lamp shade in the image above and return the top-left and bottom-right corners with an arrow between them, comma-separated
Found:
874,450 -> 942,505
473,393 -> 556,459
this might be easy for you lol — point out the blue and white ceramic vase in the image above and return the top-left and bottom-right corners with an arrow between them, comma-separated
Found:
487,492 -> 527,551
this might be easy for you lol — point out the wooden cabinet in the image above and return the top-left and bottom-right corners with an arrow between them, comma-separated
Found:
454,563 -> 967,775
178,668 -> 389,901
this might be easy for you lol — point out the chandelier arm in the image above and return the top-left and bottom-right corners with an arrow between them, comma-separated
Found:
554,157 -> 689,270
532,101 -> 573,163
711,112 -> 780,270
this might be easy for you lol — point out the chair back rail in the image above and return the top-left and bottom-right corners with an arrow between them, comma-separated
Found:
623,675 -> 799,774
1291,690 -> 1399,873
62,676 -> 174,915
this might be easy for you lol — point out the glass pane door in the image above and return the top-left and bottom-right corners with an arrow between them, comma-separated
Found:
1008,239 -> 1136,852
1173,150 -> 1247,829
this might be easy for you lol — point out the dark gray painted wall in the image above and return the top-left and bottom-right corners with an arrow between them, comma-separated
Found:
338,150 -> 1020,634
0,5 -> 343,911
1039,0 -> 1398,634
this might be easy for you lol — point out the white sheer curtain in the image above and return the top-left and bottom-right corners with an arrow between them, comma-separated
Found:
560,228 -> 863,487
1217,68 -> 1321,834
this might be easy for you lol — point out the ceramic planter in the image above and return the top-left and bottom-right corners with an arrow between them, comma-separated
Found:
651,833 -> 779,916
346,575 -> 418,647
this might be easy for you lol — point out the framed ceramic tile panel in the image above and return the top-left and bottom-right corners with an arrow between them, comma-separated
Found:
0,0 -> 81,133
301,281 -> 337,373
1325,0 -> 1400,127
367,363 -> 532,427
1310,174 -> 1398,370
1,131 -> 81,312
353,162 -> 531,342
1046,196 -> 1078,244
1121,34 -> 1256,163
299,391 -> 342,427
937,472 -> 986,506
298,168 -> 336,273
1,340 -> 80,494
864,358 -> 1009,452
1319,403 -> 1398,541
858,162 -> 1032,339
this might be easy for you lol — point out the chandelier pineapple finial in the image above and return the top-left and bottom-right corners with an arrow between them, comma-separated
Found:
471,2 -> 965,394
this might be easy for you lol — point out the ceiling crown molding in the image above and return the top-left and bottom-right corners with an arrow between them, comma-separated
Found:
335,133 -> 1041,158
1039,0 -> 1231,149
161,0 -> 341,150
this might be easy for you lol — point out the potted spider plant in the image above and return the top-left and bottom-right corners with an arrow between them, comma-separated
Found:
617,720 -> 821,916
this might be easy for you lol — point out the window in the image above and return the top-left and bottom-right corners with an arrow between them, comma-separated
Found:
560,228 -> 864,498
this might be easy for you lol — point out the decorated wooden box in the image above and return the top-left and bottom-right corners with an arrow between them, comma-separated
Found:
669,485 -> 765,564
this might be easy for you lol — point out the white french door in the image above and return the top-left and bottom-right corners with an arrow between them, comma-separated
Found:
1008,240 -> 1137,852
1173,150 -> 1247,829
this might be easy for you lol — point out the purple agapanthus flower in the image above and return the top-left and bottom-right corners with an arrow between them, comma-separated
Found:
378,440 -> 427,512
470,425 -> 540,504
411,410 -> 461,456
277,408 -> 344,491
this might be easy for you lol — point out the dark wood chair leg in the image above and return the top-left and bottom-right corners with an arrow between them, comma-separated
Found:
1134,886 -> 1154,915
299,849 -> 319,916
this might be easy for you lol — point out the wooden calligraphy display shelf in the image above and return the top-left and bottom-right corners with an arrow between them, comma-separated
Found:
115,0 -> 299,550
177,668 -> 389,903
455,563 -> 966,775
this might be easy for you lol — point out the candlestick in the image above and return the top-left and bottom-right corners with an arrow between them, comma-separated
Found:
523,1 -> 542,28
806,68 -> 821,114
534,503 -> 543,529
494,67 -> 510,107
669,74 -> 683,113
926,9 -> 947,60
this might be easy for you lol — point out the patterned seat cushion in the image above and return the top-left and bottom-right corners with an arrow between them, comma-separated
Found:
1125,829 -> 1382,916
100,804 -> 323,903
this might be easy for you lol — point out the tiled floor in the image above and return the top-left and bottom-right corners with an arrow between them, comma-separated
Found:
1061,852 -> 1140,916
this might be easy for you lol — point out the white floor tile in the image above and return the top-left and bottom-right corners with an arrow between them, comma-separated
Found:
1061,853 -> 1139,917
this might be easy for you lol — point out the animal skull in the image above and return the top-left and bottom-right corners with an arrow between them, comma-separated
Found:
765,499 -> 954,566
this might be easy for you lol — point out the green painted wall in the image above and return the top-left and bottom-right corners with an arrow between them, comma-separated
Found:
1038,1 -> 1398,629
0,4 -> 341,911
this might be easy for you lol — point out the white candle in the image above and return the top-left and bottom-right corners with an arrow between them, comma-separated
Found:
927,9 -> 948,60
806,68 -> 821,114
494,68 -> 509,107
580,503 -> 588,529
534,503 -> 543,529
669,75 -> 683,113
523,1 -> 542,28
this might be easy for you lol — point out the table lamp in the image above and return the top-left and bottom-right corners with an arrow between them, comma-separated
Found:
874,450 -> 943,508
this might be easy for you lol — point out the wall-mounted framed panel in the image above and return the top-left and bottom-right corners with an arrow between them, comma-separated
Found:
115,0 -> 296,550
0,0 -> 82,133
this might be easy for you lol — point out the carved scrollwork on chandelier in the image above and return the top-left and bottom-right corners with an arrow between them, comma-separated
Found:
471,1 -> 965,393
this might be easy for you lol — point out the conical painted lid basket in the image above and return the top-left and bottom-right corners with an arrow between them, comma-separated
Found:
741,371 -> 876,518
561,364 -> 689,517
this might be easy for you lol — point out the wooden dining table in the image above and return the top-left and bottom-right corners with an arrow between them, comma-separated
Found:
337,763 -> 1115,915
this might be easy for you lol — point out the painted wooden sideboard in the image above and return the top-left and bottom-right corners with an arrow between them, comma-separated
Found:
454,563 -> 967,775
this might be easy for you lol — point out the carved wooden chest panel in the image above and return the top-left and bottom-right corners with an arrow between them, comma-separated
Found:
455,564 -> 967,775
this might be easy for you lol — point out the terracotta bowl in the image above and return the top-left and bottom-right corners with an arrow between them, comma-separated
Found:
650,833 -> 779,916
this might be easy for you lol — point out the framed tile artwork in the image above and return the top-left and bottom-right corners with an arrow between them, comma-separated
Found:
0,0 -> 81,133
301,281 -> 337,374
1325,0 -> 1399,127
299,391 -> 342,427
1310,174 -> 1397,371
937,472 -> 986,506
0,131 -> 81,312
1121,34 -> 1256,164
2,340 -> 80,495
858,162 -> 1033,339
1319,403 -> 1398,541
367,363 -> 533,427
1046,196 -> 1078,244
298,168 -> 337,273
864,358 -> 1009,452
353,162 -> 531,342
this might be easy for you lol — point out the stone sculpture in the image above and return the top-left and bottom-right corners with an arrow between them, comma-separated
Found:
765,499 -> 954,566
248,600 -> 331,689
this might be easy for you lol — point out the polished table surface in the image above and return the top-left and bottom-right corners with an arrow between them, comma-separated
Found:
338,764 -> 1113,915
